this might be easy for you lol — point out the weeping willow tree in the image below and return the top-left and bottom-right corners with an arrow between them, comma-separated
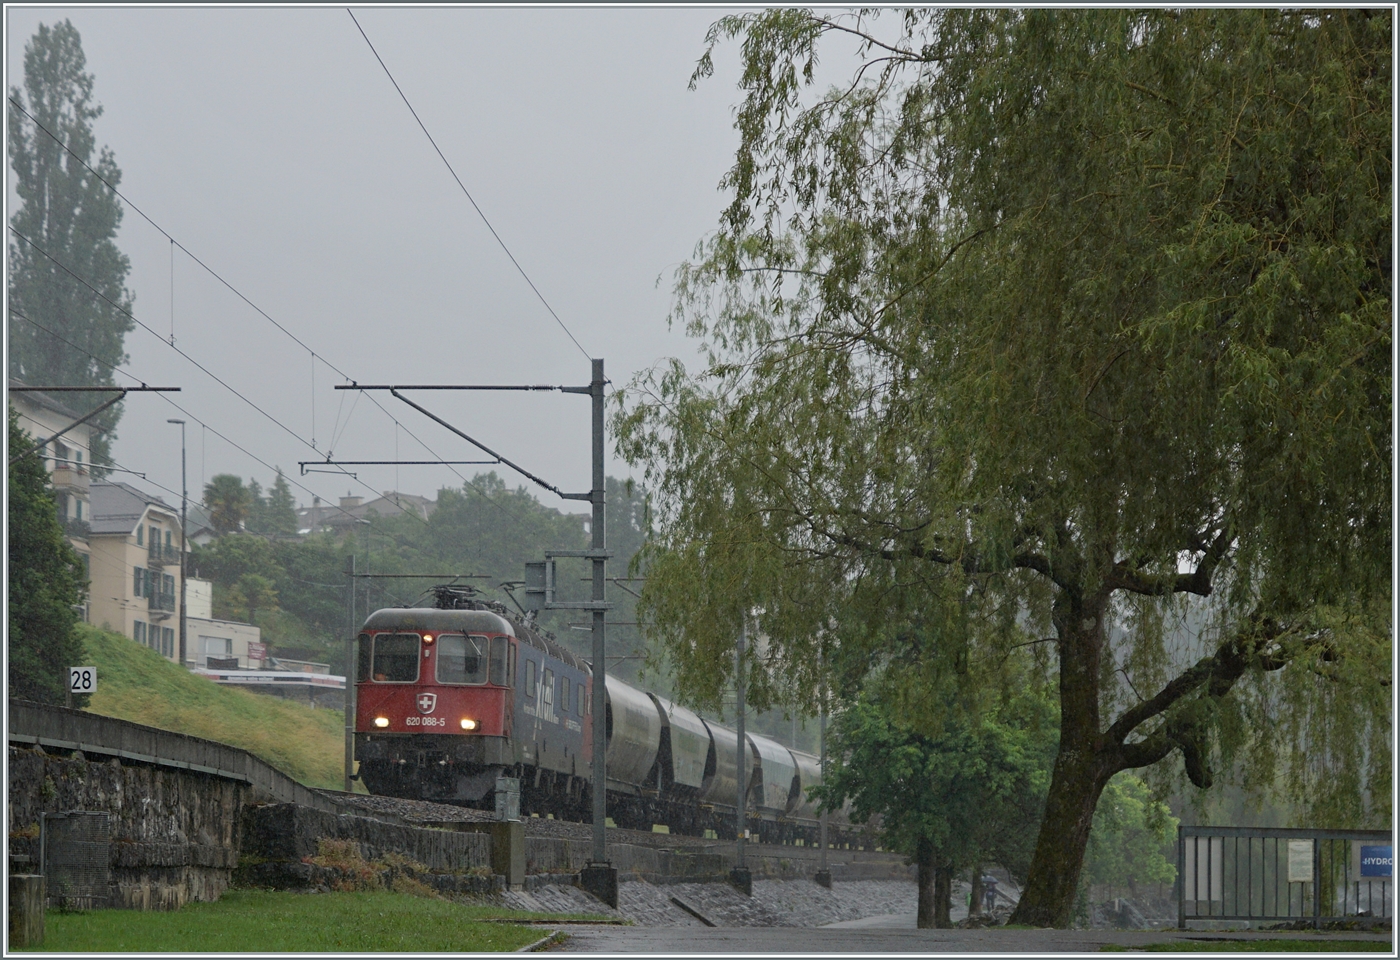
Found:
615,9 -> 1391,927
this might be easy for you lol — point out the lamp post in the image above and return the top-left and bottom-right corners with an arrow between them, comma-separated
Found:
167,419 -> 187,667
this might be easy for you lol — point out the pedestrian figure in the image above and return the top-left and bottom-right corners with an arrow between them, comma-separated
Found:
982,876 -> 998,914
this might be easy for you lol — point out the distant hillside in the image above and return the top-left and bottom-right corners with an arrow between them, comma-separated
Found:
77,624 -> 356,790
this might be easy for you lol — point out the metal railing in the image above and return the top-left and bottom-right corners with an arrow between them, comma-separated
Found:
1179,825 -> 1392,928
61,516 -> 91,541
50,464 -> 90,493
146,542 -> 180,567
149,591 -> 176,613
9,700 -> 346,817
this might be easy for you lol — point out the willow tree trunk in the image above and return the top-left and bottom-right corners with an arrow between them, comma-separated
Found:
1009,589 -> 1116,928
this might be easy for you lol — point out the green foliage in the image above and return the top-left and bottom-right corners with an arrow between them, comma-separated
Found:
618,8 -> 1390,924
7,407 -> 86,705
32,889 -> 547,953
78,622 -> 350,788
1083,774 -> 1178,894
235,573 -> 278,622
202,473 -> 252,534
190,473 -> 653,682
7,20 -> 133,467
815,678 -> 1057,885
246,469 -> 298,536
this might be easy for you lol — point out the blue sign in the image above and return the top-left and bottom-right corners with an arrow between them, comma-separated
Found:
1360,845 -> 1392,878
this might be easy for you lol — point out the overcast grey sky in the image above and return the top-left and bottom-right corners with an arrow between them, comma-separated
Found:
5,6 -> 778,518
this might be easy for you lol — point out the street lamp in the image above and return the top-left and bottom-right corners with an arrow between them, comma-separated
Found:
167,419 -> 187,667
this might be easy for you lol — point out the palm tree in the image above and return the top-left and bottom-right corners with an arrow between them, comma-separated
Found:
203,474 -> 252,534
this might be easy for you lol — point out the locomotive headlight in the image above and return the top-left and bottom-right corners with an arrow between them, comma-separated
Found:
460,718 -> 478,731
422,634 -> 434,644
374,716 -> 390,728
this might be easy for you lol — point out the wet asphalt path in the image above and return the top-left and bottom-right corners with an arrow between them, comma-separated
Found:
548,924 -> 1393,953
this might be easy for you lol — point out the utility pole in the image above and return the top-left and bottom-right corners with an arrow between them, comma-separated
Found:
167,419 -> 187,668
731,616 -> 752,894
578,358 -> 617,907
337,360 -> 617,904
816,657 -> 831,887
344,553 -> 356,792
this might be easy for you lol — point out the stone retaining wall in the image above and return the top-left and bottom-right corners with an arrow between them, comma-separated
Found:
7,745 -> 248,910
240,802 -> 491,874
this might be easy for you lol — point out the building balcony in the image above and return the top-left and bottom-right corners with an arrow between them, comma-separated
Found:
61,517 -> 91,541
147,543 -> 182,567
50,465 -> 90,494
149,591 -> 177,614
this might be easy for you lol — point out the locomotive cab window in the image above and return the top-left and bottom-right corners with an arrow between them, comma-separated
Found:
372,633 -> 420,682
489,637 -> 508,686
524,658 -> 537,698
356,634 -> 372,681
437,634 -> 488,684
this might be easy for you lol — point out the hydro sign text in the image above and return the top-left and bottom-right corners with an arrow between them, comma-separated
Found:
1360,845 -> 1392,878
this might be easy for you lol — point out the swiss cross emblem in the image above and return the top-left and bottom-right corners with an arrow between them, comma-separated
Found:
416,693 -> 437,714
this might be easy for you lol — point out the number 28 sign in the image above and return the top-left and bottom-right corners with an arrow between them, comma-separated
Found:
68,666 -> 97,694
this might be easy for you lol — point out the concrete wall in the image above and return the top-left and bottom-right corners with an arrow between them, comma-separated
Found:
189,616 -> 262,669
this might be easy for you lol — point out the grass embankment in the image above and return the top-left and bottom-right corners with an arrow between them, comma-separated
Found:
1103,939 -> 1392,952
29,890 -> 550,952
77,624 -> 354,790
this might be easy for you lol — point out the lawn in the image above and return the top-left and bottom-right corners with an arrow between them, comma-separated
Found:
77,624 -> 359,790
27,889 -> 554,952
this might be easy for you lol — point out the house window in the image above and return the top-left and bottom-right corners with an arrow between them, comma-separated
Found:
136,526 -> 143,546
162,573 -> 175,597
133,567 -> 147,598
149,525 -> 159,549
74,499 -> 83,521
133,621 -> 147,645
164,530 -> 172,550
162,627 -> 175,657
203,636 -> 232,657
75,450 -> 84,474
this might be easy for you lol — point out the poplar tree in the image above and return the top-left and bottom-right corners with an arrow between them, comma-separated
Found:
618,9 -> 1391,927
8,19 -> 135,468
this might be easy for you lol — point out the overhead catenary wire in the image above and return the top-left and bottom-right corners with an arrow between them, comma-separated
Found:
8,228 -> 425,526
6,95 -> 532,530
10,307 -> 367,529
345,9 -> 592,363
